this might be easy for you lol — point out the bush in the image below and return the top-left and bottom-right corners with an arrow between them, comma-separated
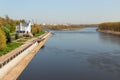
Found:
2,26 -> 11,43
23,34 -> 30,37
32,24 -> 42,35
0,28 -> 6,50
15,33 -> 19,40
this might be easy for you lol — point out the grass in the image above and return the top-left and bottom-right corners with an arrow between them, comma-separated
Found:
0,42 -> 23,55
10,33 -> 15,36
17,39 -> 28,42
34,30 -> 45,37
0,30 -> 45,56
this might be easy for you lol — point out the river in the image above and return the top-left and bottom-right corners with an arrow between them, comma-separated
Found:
18,27 -> 120,80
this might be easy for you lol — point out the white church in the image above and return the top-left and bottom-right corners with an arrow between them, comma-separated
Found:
16,21 -> 32,34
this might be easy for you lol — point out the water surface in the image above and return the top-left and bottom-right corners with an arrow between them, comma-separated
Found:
18,27 -> 120,80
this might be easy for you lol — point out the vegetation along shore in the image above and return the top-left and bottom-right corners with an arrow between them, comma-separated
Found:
98,22 -> 120,35
0,16 -> 45,56
0,15 -> 85,56
43,24 -> 85,30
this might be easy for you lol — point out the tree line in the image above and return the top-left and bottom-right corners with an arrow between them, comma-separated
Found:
98,22 -> 120,32
0,16 -> 43,50
0,16 -> 26,50
43,25 -> 84,30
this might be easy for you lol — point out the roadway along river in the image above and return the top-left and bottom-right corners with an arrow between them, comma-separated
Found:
18,27 -> 120,80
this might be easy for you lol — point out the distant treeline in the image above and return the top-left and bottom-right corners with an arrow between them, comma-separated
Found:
0,15 -> 43,34
99,22 -> 120,32
43,25 -> 85,30
80,24 -> 98,27
0,15 -> 25,32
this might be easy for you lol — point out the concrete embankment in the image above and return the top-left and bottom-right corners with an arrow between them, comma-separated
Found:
98,30 -> 120,36
0,32 -> 52,80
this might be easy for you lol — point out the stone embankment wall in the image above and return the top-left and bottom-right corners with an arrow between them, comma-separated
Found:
0,32 -> 51,79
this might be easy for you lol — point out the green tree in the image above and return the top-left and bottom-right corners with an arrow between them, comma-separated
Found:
2,26 -> 11,43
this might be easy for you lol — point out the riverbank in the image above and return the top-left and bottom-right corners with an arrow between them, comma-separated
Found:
18,27 -> 120,80
0,32 -> 51,80
60,27 -> 85,31
98,30 -> 120,36
43,24 -> 85,30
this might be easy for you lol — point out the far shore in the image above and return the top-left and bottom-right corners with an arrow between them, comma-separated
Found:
98,29 -> 120,36
48,27 -> 85,31
56,28 -> 83,31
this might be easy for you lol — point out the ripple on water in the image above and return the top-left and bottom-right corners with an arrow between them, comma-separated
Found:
87,50 -> 120,72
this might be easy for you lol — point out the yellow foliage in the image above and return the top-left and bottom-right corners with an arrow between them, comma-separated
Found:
32,24 -> 42,35
99,22 -> 120,32
0,28 -> 6,50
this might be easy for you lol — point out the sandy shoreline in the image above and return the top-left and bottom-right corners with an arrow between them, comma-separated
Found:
98,30 -> 120,36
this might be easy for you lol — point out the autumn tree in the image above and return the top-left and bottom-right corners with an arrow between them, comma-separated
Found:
32,24 -> 42,35
0,28 -> 6,50
99,22 -> 120,32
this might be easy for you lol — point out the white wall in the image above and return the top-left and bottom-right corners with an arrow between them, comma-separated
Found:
0,42 -> 38,79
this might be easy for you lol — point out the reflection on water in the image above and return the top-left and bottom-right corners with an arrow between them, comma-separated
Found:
99,33 -> 120,46
18,27 -> 120,80
87,51 -> 120,72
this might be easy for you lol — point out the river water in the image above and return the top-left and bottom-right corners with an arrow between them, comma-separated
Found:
18,27 -> 120,80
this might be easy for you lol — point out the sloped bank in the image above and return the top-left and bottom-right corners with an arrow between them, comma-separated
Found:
98,30 -> 120,36
98,22 -> 120,36
0,32 -> 51,80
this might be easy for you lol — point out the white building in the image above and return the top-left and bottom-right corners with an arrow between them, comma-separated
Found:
16,21 -> 32,34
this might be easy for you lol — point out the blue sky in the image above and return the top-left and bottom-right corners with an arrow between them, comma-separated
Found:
0,0 -> 120,24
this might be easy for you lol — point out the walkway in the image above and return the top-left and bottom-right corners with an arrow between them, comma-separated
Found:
0,32 -> 51,80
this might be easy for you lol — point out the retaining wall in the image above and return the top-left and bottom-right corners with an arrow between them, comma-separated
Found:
0,32 -> 50,79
